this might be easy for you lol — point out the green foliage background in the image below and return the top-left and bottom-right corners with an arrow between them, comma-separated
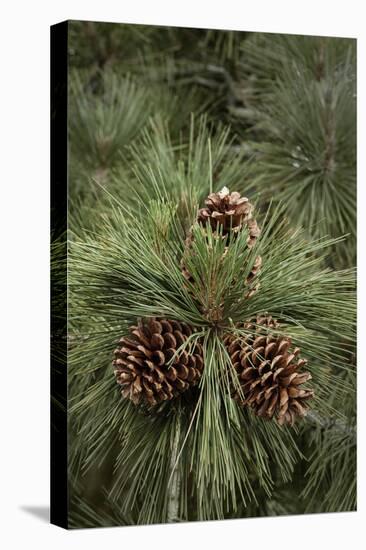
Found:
63,21 -> 357,527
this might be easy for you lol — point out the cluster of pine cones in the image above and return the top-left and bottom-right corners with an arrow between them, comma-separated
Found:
113,188 -> 314,426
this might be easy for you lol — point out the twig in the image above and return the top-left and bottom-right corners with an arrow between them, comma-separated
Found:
306,410 -> 356,439
167,417 -> 181,523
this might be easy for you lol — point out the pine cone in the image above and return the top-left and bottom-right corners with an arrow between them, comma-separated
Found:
197,186 -> 257,241
181,187 -> 261,296
225,316 -> 314,426
113,317 -> 204,406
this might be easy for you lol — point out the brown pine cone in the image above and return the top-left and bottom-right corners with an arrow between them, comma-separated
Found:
113,317 -> 204,406
181,187 -> 261,298
197,187 -> 253,238
225,316 -> 314,426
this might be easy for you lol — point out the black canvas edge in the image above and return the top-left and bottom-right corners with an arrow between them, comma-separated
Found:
50,20 -> 69,529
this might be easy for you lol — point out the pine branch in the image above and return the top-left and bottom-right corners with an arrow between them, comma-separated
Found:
228,34 -> 356,269
68,179 -> 355,522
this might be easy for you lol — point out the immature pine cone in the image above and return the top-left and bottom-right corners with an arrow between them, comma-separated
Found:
225,316 -> 314,426
113,317 -> 204,406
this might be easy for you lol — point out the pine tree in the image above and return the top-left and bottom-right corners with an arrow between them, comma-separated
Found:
65,22 -> 357,527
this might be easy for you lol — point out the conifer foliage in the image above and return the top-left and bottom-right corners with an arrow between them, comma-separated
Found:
66,21 -> 357,527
